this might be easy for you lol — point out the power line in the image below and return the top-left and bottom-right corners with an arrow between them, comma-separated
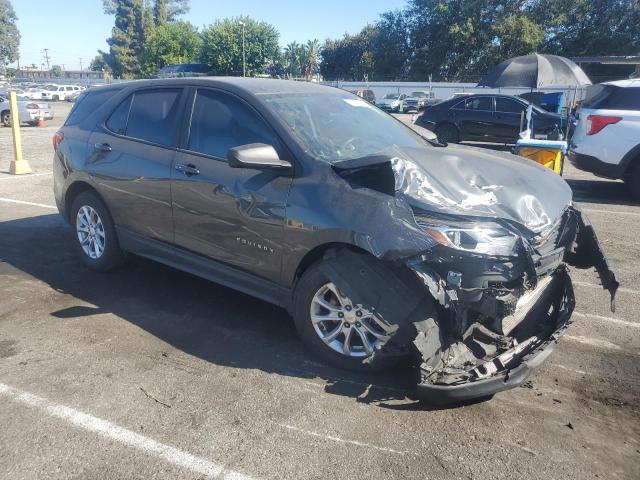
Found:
43,48 -> 51,69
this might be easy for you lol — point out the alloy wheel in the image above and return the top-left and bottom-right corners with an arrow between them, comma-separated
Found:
310,282 -> 394,357
76,205 -> 106,259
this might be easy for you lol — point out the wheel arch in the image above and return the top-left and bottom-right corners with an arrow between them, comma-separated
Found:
290,242 -> 372,290
64,180 -> 108,223
621,144 -> 640,178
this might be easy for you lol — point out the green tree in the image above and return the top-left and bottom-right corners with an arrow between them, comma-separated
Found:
533,0 -> 640,57
200,16 -> 279,76
369,10 -> 411,80
101,0 -> 154,78
142,21 -> 201,76
153,0 -> 189,26
320,27 -> 376,81
89,54 -> 109,71
0,0 -> 20,66
50,65 -> 63,78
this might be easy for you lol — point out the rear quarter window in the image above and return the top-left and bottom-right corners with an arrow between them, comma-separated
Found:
65,88 -> 122,126
583,86 -> 640,111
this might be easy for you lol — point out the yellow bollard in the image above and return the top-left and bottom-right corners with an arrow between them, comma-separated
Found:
8,91 -> 32,175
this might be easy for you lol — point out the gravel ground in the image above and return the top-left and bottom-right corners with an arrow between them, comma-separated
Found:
0,103 -> 638,480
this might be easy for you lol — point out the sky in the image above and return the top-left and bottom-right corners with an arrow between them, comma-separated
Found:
10,0 -> 407,70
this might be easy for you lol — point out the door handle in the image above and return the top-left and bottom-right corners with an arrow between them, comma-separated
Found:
94,142 -> 112,152
175,163 -> 200,176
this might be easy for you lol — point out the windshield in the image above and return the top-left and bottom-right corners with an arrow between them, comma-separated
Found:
383,94 -> 399,100
411,92 -> 427,98
262,93 -> 429,162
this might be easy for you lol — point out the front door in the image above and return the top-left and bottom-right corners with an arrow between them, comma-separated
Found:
88,87 -> 185,243
456,96 -> 494,141
171,88 -> 292,284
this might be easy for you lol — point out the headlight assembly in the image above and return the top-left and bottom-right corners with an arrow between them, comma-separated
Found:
418,220 -> 520,257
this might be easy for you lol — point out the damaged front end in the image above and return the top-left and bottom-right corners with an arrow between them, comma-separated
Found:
325,150 -> 618,405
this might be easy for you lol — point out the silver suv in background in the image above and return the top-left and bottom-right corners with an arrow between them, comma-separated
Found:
402,91 -> 437,112
569,80 -> 640,199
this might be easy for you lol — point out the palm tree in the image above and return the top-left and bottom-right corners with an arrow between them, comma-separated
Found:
303,39 -> 320,80
284,41 -> 300,78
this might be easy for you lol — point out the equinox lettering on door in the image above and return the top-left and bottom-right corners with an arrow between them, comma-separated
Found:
236,236 -> 275,254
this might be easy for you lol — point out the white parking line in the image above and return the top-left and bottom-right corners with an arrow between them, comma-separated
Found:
0,171 -> 53,180
573,281 -> 639,296
0,197 -> 57,210
564,335 -> 623,351
0,382 -> 255,480
581,208 -> 640,217
573,311 -> 639,329
278,423 -> 408,455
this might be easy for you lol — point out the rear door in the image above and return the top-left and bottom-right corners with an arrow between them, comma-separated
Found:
493,96 -> 528,141
171,87 -> 292,283
87,87 -> 186,243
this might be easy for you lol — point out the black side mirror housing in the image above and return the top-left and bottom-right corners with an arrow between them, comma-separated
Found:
227,143 -> 292,171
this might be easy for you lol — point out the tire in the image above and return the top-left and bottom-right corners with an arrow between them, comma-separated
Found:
53,95 -> 59,101
626,164 -> 640,201
70,191 -> 125,271
293,259 -> 404,372
1,110 -> 10,127
435,124 -> 460,144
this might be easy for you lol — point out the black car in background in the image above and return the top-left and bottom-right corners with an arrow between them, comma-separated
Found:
53,78 -> 616,404
415,94 -> 564,144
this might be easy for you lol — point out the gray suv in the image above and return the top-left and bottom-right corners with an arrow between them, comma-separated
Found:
53,78 -> 617,405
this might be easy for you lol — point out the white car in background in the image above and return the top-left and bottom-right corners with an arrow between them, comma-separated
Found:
569,79 -> 640,199
0,95 -> 54,126
41,84 -> 84,101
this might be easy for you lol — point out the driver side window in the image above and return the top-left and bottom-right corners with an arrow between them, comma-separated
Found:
187,89 -> 277,160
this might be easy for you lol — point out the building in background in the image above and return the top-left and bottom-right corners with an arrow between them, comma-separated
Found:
15,67 -> 109,82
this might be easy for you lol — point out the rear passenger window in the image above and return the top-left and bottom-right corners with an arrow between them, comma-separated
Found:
65,88 -> 122,126
495,98 -> 526,113
187,89 -> 276,159
583,86 -> 640,111
126,89 -> 181,146
106,95 -> 132,135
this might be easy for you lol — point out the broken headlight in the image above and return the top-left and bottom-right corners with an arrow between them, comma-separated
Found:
419,220 -> 519,257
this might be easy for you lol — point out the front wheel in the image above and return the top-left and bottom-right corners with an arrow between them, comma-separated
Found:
1,111 -> 10,127
70,191 -> 125,271
293,261 -> 400,371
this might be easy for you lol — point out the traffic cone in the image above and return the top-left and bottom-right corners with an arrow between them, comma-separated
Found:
37,117 -> 46,128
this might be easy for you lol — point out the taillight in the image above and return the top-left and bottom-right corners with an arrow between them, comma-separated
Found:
53,131 -> 64,151
587,115 -> 622,135
26,103 -> 39,110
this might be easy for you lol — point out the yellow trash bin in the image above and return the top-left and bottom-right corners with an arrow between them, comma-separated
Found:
514,139 -> 567,176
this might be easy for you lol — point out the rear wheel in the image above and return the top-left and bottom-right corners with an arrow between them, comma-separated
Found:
1,110 -> 10,127
70,191 -> 125,271
293,260 -> 401,371
53,95 -> 59,101
435,124 -> 460,144
626,164 -> 640,201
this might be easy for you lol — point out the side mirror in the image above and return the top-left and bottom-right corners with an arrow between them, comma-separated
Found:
227,143 -> 292,171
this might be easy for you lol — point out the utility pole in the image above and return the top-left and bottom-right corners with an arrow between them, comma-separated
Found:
79,58 -> 83,71
238,21 -> 246,77
43,48 -> 51,69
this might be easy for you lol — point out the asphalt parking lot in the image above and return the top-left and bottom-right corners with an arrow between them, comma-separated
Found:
0,103 -> 638,480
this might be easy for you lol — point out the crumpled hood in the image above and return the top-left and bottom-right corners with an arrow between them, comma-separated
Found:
391,144 -> 572,233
